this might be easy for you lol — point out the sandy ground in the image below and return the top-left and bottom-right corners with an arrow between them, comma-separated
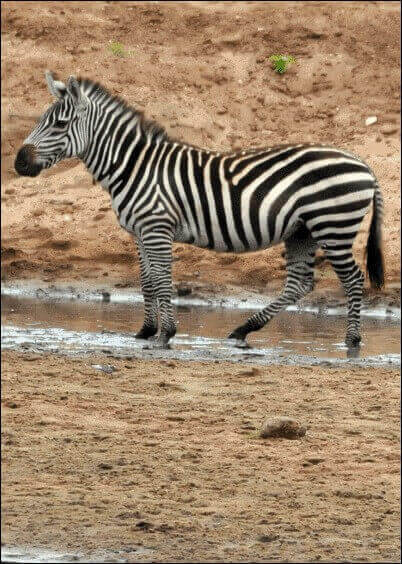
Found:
1,351 -> 400,562
1,1 -> 401,295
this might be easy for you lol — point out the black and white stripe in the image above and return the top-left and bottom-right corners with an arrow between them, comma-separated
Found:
15,73 -> 385,349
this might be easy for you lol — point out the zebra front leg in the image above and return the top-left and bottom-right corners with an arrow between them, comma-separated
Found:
229,235 -> 316,346
141,228 -> 176,349
134,238 -> 158,339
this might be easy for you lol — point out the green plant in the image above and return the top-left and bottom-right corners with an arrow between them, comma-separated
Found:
108,41 -> 129,57
269,54 -> 296,74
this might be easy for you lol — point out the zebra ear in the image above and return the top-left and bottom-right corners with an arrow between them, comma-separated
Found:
66,75 -> 89,111
45,71 -> 66,100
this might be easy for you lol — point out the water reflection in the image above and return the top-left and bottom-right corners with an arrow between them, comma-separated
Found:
2,295 -> 400,362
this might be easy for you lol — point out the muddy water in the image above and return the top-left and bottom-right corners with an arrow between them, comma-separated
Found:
1,295 -> 400,366
1,545 -> 148,563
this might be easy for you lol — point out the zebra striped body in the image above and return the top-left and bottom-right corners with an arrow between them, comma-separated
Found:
15,73 -> 385,350
109,142 -> 376,255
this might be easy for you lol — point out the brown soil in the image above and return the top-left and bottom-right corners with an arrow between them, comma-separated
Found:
1,1 -> 400,296
2,351 -> 400,563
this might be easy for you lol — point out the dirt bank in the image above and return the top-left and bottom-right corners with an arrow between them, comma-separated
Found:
1,350 -> 400,562
1,1 -> 400,295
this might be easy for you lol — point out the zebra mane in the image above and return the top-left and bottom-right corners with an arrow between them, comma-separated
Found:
77,77 -> 168,143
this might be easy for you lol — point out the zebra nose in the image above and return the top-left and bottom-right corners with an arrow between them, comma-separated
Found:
15,144 -> 42,177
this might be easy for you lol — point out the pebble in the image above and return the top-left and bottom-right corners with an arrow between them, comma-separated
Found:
50,239 -> 72,250
257,534 -> 279,543
306,457 -> 325,465
259,416 -> 306,440
4,401 -> 18,408
365,116 -> 377,126
380,124 -> 398,135
91,364 -> 117,374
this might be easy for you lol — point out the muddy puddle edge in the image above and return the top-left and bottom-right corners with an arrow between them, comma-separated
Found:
1,280 -> 400,320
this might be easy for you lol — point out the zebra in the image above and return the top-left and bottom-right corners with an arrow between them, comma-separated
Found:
15,72 -> 385,350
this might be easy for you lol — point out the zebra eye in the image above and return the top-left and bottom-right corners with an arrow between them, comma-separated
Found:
52,119 -> 68,129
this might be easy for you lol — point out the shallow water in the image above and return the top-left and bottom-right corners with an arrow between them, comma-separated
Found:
2,295 -> 400,366
1,545 -> 150,563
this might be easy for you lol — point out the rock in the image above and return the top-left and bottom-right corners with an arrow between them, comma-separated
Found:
91,364 -> 117,374
136,520 -> 153,530
50,239 -> 72,250
218,32 -> 242,46
4,401 -> 18,408
380,125 -> 398,135
305,31 -> 326,39
306,457 -> 325,465
257,534 -> 279,543
365,116 -> 377,126
98,463 -> 113,470
259,416 -> 306,440
238,367 -> 260,377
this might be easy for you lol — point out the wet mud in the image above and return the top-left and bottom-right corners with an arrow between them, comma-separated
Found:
2,293 -> 400,368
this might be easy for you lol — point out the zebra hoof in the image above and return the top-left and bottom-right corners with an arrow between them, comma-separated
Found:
227,333 -> 250,349
228,328 -> 248,341
346,346 -> 361,359
235,339 -> 251,349
345,334 -> 361,348
135,327 -> 158,340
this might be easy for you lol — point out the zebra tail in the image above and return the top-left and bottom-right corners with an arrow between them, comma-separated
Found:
366,179 -> 385,289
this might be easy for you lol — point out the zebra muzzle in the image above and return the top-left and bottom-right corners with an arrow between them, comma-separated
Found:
15,144 -> 43,177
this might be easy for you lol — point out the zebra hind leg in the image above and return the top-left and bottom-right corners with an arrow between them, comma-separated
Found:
135,239 -> 158,339
322,244 -> 364,348
228,230 -> 317,346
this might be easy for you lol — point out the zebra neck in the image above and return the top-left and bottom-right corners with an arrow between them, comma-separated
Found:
81,111 -> 145,192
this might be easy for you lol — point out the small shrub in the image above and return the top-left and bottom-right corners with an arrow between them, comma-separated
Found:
108,41 -> 128,57
269,54 -> 296,74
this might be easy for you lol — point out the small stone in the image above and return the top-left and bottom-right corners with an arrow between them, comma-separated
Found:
219,32 -> 242,46
5,401 -> 18,408
365,116 -> 377,126
98,463 -> 113,470
136,520 -> 152,530
257,534 -> 279,543
51,239 -> 72,250
306,457 -> 325,465
91,364 -> 117,374
259,416 -> 306,440
380,125 -> 398,135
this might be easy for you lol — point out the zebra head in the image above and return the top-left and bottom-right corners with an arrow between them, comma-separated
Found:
15,71 -> 90,177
